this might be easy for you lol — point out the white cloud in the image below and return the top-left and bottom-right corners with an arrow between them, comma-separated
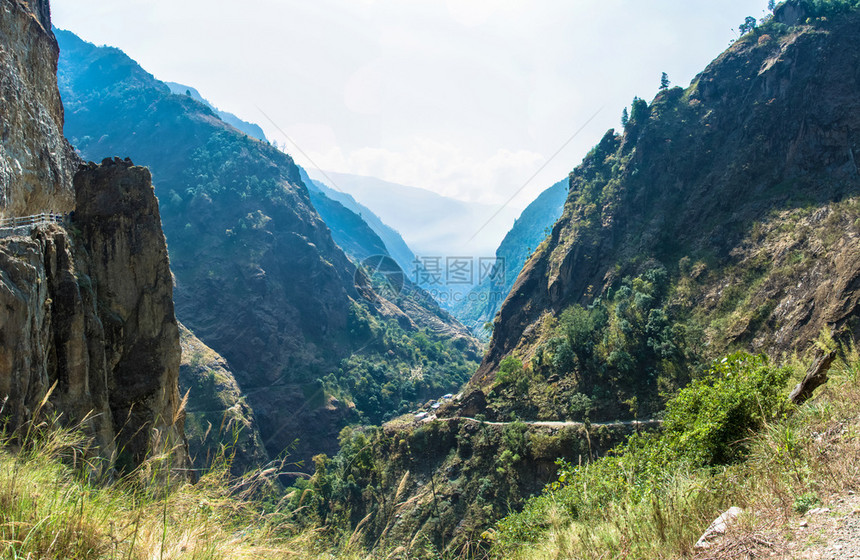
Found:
445,0 -> 524,27
287,137 -> 545,206
52,0 -> 770,213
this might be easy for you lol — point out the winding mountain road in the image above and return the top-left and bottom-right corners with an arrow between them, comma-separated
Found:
423,415 -> 661,430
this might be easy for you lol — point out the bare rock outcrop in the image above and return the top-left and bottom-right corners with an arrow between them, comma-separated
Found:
0,0 -> 76,216
0,158 -> 188,471
0,0 -> 188,472
0,226 -> 115,451
72,158 -> 187,470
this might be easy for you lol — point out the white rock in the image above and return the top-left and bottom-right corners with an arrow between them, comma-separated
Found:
694,507 -> 743,549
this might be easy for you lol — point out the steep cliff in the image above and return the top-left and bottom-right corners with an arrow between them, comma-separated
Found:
56,29 -> 480,469
0,0 -> 76,216
473,4 -> 860,419
73,158 -> 187,469
0,158 -> 187,470
0,0 -> 187,471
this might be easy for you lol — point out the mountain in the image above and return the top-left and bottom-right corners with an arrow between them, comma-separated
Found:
11,0 -> 860,557
450,179 -> 568,337
303,182 -> 390,262
164,81 -> 268,142
55,28 -> 480,469
469,1 -> 860,420
306,170 -> 522,260
0,0 -> 187,473
301,2 -> 860,552
299,167 -> 416,273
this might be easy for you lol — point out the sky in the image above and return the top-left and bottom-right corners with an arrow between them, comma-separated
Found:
51,0 -> 770,210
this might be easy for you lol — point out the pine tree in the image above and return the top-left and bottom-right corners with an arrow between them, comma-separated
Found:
630,97 -> 649,125
621,107 -> 629,128
660,72 -> 670,90
739,16 -> 757,35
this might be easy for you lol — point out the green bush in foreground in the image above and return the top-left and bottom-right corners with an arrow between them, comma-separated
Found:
494,352 -> 791,550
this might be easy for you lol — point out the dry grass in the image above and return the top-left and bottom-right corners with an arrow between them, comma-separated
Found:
495,341 -> 860,560
0,408 -> 369,560
9,342 -> 860,560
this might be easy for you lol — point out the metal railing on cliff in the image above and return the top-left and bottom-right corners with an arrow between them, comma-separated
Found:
0,213 -> 69,239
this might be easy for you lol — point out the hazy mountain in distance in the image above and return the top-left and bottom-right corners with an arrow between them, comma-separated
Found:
451,178 -> 568,337
302,185 -> 390,262
298,167 -> 416,272
165,82 -> 267,142
306,170 -> 522,261
56,27 -> 480,471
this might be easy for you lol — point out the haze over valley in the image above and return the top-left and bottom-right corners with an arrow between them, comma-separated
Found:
3,1 -> 860,558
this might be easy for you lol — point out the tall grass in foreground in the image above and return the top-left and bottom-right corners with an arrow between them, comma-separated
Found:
0,410 -> 370,560
491,344 -> 860,560
7,341 -> 860,560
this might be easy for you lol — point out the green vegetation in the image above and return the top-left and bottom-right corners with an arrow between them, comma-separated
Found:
323,303 -> 476,424
796,0 -> 860,16
283,417 -> 635,557
490,351 -> 804,559
739,15 -> 758,35
486,266 -> 703,422
6,344 -> 860,560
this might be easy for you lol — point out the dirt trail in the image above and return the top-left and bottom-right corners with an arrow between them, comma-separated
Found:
695,491 -> 860,559
436,416 -> 662,430
783,491 -> 860,559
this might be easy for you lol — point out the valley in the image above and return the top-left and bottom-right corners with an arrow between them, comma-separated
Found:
2,0 -> 860,558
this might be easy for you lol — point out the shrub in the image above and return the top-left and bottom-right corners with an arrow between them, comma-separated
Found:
496,356 -> 526,388
659,352 -> 791,466
494,352 -> 791,550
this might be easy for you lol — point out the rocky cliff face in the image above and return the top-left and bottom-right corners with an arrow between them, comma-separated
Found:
56,29 -> 481,470
476,7 -> 860,395
0,225 -> 115,451
0,0 -> 187,471
0,158 -> 188,470
73,158 -> 187,469
0,0 -> 75,216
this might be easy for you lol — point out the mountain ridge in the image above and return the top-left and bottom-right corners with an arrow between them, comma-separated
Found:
306,169 -> 522,259
55,27 -> 480,469
299,166 -> 417,273
473,6 -> 860,413
164,81 -> 268,142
